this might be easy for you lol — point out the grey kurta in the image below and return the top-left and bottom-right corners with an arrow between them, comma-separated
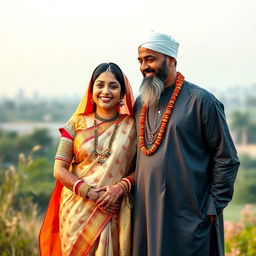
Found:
132,81 -> 240,256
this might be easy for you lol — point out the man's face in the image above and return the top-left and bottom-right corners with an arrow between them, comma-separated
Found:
138,47 -> 169,84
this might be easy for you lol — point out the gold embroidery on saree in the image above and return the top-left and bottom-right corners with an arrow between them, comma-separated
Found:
55,137 -> 74,163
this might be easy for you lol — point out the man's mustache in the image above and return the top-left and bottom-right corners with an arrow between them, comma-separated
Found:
143,68 -> 155,75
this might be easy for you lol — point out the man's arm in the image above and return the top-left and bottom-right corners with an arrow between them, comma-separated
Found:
202,96 -> 240,216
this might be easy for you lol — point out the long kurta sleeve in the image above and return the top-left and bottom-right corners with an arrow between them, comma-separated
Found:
202,97 -> 240,216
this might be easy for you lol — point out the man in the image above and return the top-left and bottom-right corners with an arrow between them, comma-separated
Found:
132,31 -> 240,256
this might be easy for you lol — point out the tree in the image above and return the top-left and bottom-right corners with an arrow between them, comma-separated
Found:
230,111 -> 250,144
0,128 -> 55,166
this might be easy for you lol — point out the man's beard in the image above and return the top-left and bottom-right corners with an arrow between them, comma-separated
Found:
139,59 -> 168,107
139,76 -> 165,107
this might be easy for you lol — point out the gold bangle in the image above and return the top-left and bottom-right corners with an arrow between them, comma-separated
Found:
118,181 -> 128,196
121,178 -> 132,192
78,183 -> 91,198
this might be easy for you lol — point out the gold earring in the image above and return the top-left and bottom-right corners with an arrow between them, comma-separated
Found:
119,99 -> 124,107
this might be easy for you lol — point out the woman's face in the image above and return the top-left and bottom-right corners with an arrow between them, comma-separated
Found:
92,71 -> 122,114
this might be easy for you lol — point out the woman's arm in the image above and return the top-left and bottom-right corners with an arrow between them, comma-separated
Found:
54,159 -> 76,190
53,159 -> 99,201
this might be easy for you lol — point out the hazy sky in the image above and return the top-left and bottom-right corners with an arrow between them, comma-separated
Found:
0,0 -> 255,99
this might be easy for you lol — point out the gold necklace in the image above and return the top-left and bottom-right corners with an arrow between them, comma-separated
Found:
93,119 -> 119,165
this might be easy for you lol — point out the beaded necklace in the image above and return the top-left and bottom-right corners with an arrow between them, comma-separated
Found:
138,72 -> 184,155
95,112 -> 119,122
93,119 -> 119,165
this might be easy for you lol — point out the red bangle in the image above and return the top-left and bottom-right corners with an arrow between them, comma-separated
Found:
126,176 -> 135,185
74,180 -> 84,194
120,178 -> 131,192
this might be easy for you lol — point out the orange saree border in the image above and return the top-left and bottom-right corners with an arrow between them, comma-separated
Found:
39,180 -> 63,256
70,208 -> 112,256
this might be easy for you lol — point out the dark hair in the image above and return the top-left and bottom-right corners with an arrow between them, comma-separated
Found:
91,62 -> 126,97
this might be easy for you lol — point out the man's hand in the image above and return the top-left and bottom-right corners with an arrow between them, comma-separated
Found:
209,215 -> 216,223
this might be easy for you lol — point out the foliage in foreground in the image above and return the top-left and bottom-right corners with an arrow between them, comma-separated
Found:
225,204 -> 256,256
0,153 -> 41,256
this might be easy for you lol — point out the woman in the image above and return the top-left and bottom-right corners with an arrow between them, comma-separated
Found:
39,63 -> 136,256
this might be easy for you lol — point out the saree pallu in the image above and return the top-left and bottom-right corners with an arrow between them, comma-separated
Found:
39,114 -> 136,256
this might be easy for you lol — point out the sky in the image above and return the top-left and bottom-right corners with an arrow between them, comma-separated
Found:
0,0 -> 255,99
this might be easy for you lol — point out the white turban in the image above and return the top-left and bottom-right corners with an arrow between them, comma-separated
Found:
138,31 -> 179,60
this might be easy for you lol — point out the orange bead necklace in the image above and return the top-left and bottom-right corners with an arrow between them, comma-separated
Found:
138,72 -> 185,155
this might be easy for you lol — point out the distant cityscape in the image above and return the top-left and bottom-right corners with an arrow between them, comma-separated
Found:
0,88 -> 81,103
1,82 -> 256,114
1,83 -> 256,155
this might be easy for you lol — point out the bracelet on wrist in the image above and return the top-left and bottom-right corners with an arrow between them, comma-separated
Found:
117,181 -> 129,195
78,183 -> 91,198
73,179 -> 83,194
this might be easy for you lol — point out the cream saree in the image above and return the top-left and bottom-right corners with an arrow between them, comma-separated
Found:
58,114 -> 136,256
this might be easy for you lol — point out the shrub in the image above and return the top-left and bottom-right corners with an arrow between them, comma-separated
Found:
225,204 -> 256,256
0,157 -> 41,255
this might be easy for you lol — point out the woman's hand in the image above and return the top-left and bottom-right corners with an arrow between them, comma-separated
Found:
87,188 -> 99,201
95,184 -> 124,209
86,189 -> 106,201
100,199 -> 122,215
87,187 -> 122,214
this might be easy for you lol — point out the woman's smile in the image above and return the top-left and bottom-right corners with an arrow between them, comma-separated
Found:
99,95 -> 113,103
